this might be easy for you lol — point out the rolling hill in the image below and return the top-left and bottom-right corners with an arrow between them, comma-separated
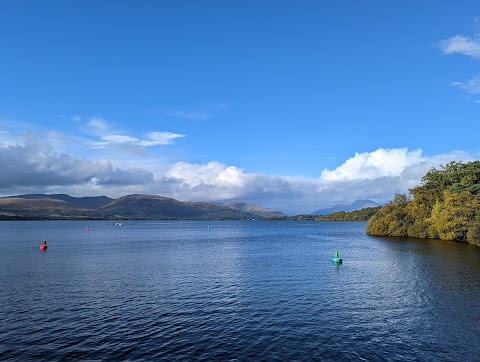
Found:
0,193 -> 259,220
99,194 -> 254,219
10,194 -> 113,209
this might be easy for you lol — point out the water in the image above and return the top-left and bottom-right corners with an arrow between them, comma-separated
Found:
0,220 -> 479,361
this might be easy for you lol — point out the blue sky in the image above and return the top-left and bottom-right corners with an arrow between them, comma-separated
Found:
1,0 -> 480,214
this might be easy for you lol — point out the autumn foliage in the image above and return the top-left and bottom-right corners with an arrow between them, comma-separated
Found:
366,161 -> 480,246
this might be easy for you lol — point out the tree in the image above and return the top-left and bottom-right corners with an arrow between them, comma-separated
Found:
427,191 -> 478,241
367,161 -> 480,245
467,214 -> 480,246
366,194 -> 409,237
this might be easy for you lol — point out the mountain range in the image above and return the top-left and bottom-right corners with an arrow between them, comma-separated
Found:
0,194 -> 285,220
311,199 -> 380,215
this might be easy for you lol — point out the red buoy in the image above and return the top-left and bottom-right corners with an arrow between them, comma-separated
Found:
40,240 -> 48,250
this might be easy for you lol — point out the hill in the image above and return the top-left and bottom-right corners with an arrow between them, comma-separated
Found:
0,196 -> 103,219
312,199 -> 380,215
0,193 -> 254,220
223,200 -> 285,218
100,194 -> 253,219
11,194 -> 113,209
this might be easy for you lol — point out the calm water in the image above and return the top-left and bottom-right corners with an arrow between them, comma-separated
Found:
0,220 -> 479,361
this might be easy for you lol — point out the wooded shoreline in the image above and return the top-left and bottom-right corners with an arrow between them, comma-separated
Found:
366,161 -> 480,246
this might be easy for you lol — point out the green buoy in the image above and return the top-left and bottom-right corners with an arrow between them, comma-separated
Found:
332,250 -> 342,263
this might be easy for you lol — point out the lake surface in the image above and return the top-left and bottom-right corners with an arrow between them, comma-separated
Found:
0,220 -> 479,361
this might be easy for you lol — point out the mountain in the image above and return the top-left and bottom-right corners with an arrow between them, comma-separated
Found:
10,194 -> 113,209
0,193 -> 255,220
312,199 -> 380,215
0,196 -> 103,219
223,200 -> 285,218
100,194 -> 253,219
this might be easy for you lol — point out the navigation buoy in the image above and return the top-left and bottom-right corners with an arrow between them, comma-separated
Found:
208,226 -> 211,232
86,226 -> 89,232
40,240 -> 48,250
331,250 -> 342,263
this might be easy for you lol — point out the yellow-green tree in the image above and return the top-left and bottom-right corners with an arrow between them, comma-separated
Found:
428,191 -> 479,241
467,214 -> 480,246
366,193 -> 409,237
405,193 -> 432,238
367,161 -> 480,245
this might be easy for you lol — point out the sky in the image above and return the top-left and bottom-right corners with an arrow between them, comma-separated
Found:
1,0 -> 480,215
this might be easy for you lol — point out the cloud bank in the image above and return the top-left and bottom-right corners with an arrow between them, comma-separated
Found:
0,132 -> 476,215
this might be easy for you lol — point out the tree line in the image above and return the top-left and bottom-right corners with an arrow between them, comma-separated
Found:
315,207 -> 381,221
366,161 -> 480,246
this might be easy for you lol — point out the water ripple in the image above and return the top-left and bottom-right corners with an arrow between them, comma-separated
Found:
1,221 -> 479,361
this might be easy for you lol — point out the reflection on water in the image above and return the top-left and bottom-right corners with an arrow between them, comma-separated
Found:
333,262 -> 342,270
0,220 -> 479,361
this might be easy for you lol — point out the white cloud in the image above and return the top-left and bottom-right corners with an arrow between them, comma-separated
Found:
139,132 -> 186,146
167,161 -> 247,188
438,34 -> 480,58
92,132 -> 185,149
165,161 -> 250,200
74,117 -> 187,150
88,116 -> 111,134
102,135 -> 139,143
439,30 -> 480,102
320,148 -> 423,181
450,74 -> 480,94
